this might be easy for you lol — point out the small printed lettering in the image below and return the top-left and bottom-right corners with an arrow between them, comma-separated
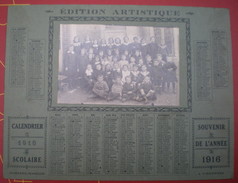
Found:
13,156 -> 42,163
60,8 -> 180,17
61,8 -> 106,15
112,9 -> 180,16
11,123 -> 43,129
205,140 -> 227,147
195,140 -> 227,147
198,124 -> 225,130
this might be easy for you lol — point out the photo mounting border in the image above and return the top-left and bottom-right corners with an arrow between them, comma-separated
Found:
47,16 -> 192,112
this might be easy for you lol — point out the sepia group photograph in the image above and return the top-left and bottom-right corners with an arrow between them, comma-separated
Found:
57,24 -> 180,106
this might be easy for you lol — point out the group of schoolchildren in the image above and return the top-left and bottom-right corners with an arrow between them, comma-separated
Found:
62,35 -> 177,104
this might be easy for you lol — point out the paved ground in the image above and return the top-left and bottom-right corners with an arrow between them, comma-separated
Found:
57,85 -> 179,106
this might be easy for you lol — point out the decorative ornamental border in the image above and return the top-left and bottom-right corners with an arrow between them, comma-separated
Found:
48,16 -> 192,112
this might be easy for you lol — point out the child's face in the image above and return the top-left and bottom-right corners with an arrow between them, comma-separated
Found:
116,77 -> 121,83
87,65 -> 92,70
141,65 -> 147,71
81,48 -> 86,55
130,57 -> 135,63
139,59 -> 144,65
114,63 -> 119,69
88,48 -> 93,54
134,37 -> 138,42
105,64 -> 111,70
107,50 -> 112,55
141,39 -> 146,44
95,57 -> 99,61
98,76 -> 104,82
115,38 -> 121,44
146,56 -> 152,62
69,46 -> 74,52
150,37 -> 155,42
126,77 -> 131,84
99,51 -> 104,56
157,55 -> 162,60
108,38 -> 113,44
122,65 -> 128,71
88,54 -> 93,59
124,37 -> 129,43
144,77 -> 150,83
133,66 -> 138,71
96,65 -> 101,70
121,55 -> 126,60
154,60 -> 159,66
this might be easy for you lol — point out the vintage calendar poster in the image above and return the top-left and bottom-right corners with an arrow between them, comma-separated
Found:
3,5 -> 234,180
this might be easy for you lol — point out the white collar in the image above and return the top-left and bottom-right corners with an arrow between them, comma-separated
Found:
67,51 -> 75,54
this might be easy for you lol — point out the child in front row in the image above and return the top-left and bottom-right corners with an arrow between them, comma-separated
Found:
107,76 -> 123,101
137,76 -> 157,104
122,76 -> 137,102
92,75 -> 109,99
